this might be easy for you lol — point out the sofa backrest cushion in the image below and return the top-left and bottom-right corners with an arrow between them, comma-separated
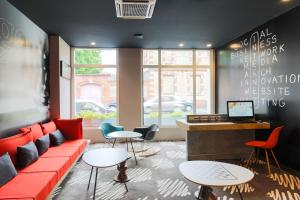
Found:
0,152 -> 17,187
54,118 -> 83,140
50,130 -> 66,146
35,134 -> 50,156
17,141 -> 39,169
0,132 -> 33,167
20,123 -> 44,142
41,121 -> 57,135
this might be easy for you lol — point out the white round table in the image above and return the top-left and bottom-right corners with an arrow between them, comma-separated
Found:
83,148 -> 129,200
108,131 -> 142,165
179,161 -> 254,200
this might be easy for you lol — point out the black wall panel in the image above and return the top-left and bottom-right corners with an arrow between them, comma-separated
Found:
216,6 -> 300,170
0,0 -> 49,138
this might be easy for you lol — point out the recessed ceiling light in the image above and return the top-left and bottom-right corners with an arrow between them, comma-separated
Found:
91,42 -> 96,46
179,43 -> 184,47
281,0 -> 291,2
206,43 -> 212,48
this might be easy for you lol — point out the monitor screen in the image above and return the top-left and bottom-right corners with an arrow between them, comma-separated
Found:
227,101 -> 254,118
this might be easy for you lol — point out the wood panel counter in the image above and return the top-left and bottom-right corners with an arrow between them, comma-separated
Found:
176,120 -> 270,160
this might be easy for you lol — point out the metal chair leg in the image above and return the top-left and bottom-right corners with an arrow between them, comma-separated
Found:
270,149 -> 282,171
265,149 -> 272,175
245,150 -> 255,167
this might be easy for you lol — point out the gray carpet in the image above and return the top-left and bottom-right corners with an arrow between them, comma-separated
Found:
51,141 -> 300,200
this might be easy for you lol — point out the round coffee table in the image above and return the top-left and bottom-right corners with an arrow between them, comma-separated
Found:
83,148 -> 129,200
179,161 -> 254,200
108,131 -> 142,165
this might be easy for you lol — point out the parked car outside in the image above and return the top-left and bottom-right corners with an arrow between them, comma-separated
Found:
75,100 -> 115,115
144,96 -> 192,114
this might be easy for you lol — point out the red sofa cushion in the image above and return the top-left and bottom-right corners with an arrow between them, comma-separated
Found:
41,146 -> 81,163
60,139 -> 87,153
0,172 -> 57,200
41,121 -> 57,135
54,118 -> 83,140
20,123 -> 44,142
0,132 -> 33,166
19,157 -> 71,180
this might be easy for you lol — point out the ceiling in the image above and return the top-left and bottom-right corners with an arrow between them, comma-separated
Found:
8,0 -> 300,48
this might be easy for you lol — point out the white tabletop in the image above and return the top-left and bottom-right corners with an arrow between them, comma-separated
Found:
83,148 -> 128,168
179,161 -> 254,187
108,131 -> 142,139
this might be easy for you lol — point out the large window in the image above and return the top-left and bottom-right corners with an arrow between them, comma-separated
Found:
74,49 -> 117,127
143,49 -> 213,126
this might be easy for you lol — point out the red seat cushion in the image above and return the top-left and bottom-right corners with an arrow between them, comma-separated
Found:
0,132 -> 33,166
20,123 -> 44,142
41,121 -> 57,135
245,140 -> 267,148
54,118 -> 83,140
60,139 -> 87,153
0,172 -> 56,200
41,146 -> 81,163
19,157 -> 71,180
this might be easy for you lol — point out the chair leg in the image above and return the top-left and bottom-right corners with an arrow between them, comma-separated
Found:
270,149 -> 282,171
141,140 -> 145,156
265,149 -> 272,175
245,150 -> 255,167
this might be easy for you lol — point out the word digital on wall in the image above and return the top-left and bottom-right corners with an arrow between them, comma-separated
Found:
230,27 -> 300,108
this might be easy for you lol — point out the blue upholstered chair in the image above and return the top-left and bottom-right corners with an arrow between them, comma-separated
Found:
101,122 -> 124,146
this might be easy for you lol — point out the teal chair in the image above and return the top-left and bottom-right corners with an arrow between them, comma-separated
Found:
101,123 -> 124,146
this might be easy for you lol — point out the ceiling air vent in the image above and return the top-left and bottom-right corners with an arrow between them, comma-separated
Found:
115,0 -> 157,19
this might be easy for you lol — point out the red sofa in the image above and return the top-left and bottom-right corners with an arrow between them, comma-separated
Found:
0,118 -> 87,200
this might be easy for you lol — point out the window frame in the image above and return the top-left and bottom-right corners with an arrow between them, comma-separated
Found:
142,49 -> 215,127
71,48 -> 119,127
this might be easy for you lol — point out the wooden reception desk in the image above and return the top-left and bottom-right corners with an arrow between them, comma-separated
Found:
176,120 -> 270,160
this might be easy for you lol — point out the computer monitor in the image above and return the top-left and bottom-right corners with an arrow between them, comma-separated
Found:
227,101 -> 254,120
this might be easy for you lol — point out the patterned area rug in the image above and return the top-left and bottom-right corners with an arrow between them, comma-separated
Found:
52,141 -> 300,200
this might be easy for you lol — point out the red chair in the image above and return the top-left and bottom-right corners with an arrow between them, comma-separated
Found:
245,126 -> 284,174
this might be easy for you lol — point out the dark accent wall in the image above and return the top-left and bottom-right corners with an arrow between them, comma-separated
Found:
216,6 -> 300,170
0,0 -> 49,138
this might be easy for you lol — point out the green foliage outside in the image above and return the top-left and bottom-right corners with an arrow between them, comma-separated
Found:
77,110 -> 116,120
75,49 -> 103,75
75,67 -> 103,75
144,111 -> 184,119
75,49 -> 102,64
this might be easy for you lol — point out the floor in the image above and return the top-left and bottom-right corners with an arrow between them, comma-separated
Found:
52,141 -> 300,200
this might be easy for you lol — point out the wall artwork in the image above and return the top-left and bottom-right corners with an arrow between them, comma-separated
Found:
60,60 -> 71,80
0,0 -> 49,138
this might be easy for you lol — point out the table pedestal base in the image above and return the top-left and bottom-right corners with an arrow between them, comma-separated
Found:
194,186 -> 216,200
113,161 -> 129,192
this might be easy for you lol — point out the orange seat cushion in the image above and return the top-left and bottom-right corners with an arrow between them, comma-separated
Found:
0,172 -> 57,200
40,146 -> 81,163
41,121 -> 57,135
245,140 -> 267,148
60,139 -> 87,153
20,123 -> 44,142
19,157 -> 71,180
0,132 -> 33,166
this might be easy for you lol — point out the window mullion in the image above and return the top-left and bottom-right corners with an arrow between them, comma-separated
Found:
193,50 -> 197,115
158,49 -> 162,126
